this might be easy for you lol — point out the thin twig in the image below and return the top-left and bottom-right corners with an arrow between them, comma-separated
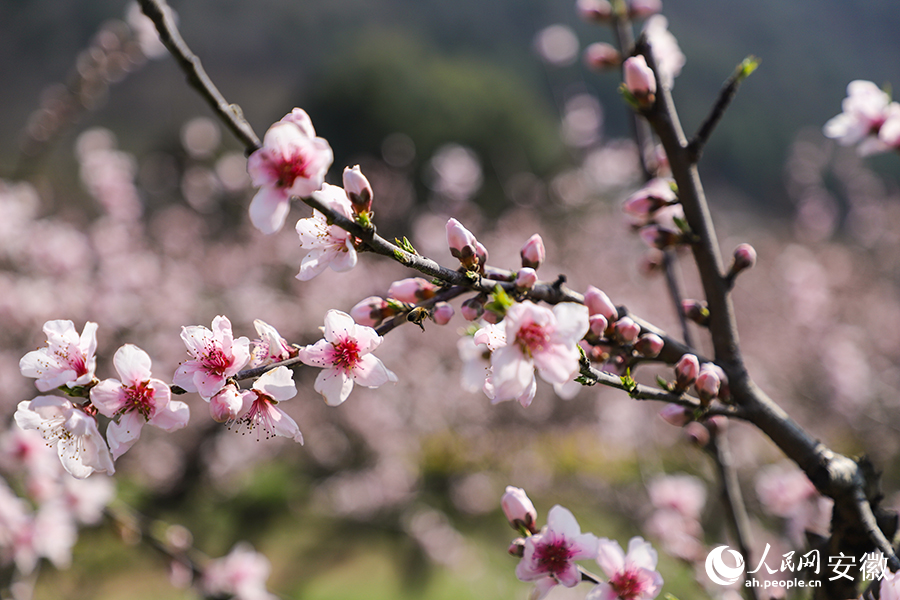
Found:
137,0 -> 261,153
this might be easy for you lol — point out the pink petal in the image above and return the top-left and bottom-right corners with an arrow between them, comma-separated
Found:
107,411 -> 145,460
265,404 -> 304,444
329,241 -> 358,273
112,344 -> 152,385
180,325 -> 214,358
351,354 -> 397,388
296,247 -> 332,281
552,302 -> 590,344
490,345 -> 534,401
172,362 -> 200,393
249,186 -> 290,235
253,366 -> 297,402
532,343 -> 579,385
314,368 -> 354,406
547,505 -> 583,538
89,379 -> 127,417
596,538 -> 626,577
194,370 -> 226,400
585,582 -> 619,600
625,536 -> 659,571
298,339 -> 336,368
323,310 -> 356,343
149,400 -> 190,432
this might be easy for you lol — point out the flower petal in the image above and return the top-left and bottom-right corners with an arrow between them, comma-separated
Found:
314,368 -> 354,406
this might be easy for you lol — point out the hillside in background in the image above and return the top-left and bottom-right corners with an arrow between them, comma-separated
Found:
2,0 -> 899,213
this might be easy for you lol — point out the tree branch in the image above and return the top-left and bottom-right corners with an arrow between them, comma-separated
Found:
137,0 -> 261,153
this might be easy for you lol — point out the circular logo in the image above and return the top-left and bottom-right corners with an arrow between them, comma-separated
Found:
705,545 -> 746,585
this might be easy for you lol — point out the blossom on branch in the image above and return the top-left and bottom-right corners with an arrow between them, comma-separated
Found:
588,537 -> 663,600
173,316 -> 251,399
295,183 -> 358,281
515,505 -> 599,593
823,80 -> 894,155
298,310 -> 397,406
246,108 -> 333,234
89,344 -> 190,459
232,366 -> 303,443
248,319 -> 295,368
480,302 -> 588,404
202,542 -> 278,600
14,397 -> 114,479
20,320 -> 98,392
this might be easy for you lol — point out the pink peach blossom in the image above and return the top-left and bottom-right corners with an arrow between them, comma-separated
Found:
295,183 -> 358,281
202,542 -> 277,600
516,505 -> 599,588
248,319 -> 294,368
14,397 -> 114,479
298,310 -> 397,406
246,108 -> 333,234
824,81 -> 892,155
232,366 -> 303,443
173,315 -> 251,399
20,320 -> 98,392
589,537 -> 664,600
90,344 -> 190,459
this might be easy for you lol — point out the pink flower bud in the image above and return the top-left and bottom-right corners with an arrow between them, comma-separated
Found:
731,243 -> 757,275
508,538 -> 526,557
675,354 -> 699,390
623,178 -> 677,220
350,296 -> 391,327
659,404 -> 692,427
576,0 -> 613,22
584,43 -> 621,70
682,299 -> 709,327
684,421 -> 710,447
482,309 -> 501,325
520,234 -> 546,269
501,486 -> 538,533
695,364 -> 721,404
515,267 -> 538,290
589,314 -> 609,338
584,285 -> 618,321
388,277 -> 439,303
209,385 -> 243,423
628,0 -> 663,19
431,302 -> 454,325
461,297 -> 485,321
634,333 -> 664,357
615,316 -> 641,344
623,55 -> 657,104
446,218 -> 482,270
342,165 -> 373,214
639,224 -> 680,249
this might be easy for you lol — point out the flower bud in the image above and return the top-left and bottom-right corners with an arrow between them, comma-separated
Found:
674,354 -> 699,390
576,0 -> 613,22
343,165 -> 373,214
658,404 -> 692,427
209,385 -> 243,423
682,299 -> 709,327
584,42 -> 621,71
584,286 -> 618,321
695,364 -> 721,405
639,224 -> 680,249
684,421 -> 710,447
705,415 -> 728,435
634,333 -> 663,357
730,243 -> 757,275
446,218 -> 483,271
623,55 -> 657,106
388,277 -> 439,303
589,314 -> 609,338
508,537 -> 526,557
350,296 -> 392,327
461,296 -> 485,321
615,316 -> 641,344
628,0 -> 663,19
623,178 -> 677,220
501,486 -> 538,533
520,234 -> 546,269
431,302 -> 454,325
515,267 -> 538,290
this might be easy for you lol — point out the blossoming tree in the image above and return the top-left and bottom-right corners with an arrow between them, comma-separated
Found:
4,0 -> 900,599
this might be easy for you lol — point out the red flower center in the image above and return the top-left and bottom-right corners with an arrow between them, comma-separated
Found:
534,539 -> 573,576
610,568 -> 645,600
202,346 -> 230,376
516,322 -> 549,356
274,151 -> 313,189
124,381 -> 154,419
332,339 -> 361,372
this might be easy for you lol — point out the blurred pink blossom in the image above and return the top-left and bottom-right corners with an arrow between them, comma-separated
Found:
516,505 -> 599,590
202,542 -> 277,600
589,536 -> 663,600
824,81 -> 893,155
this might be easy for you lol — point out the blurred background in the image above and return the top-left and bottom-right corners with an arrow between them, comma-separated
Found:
2,0 -> 900,599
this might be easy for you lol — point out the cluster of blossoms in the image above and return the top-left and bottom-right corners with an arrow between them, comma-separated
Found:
824,80 -> 900,156
503,486 -> 664,600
